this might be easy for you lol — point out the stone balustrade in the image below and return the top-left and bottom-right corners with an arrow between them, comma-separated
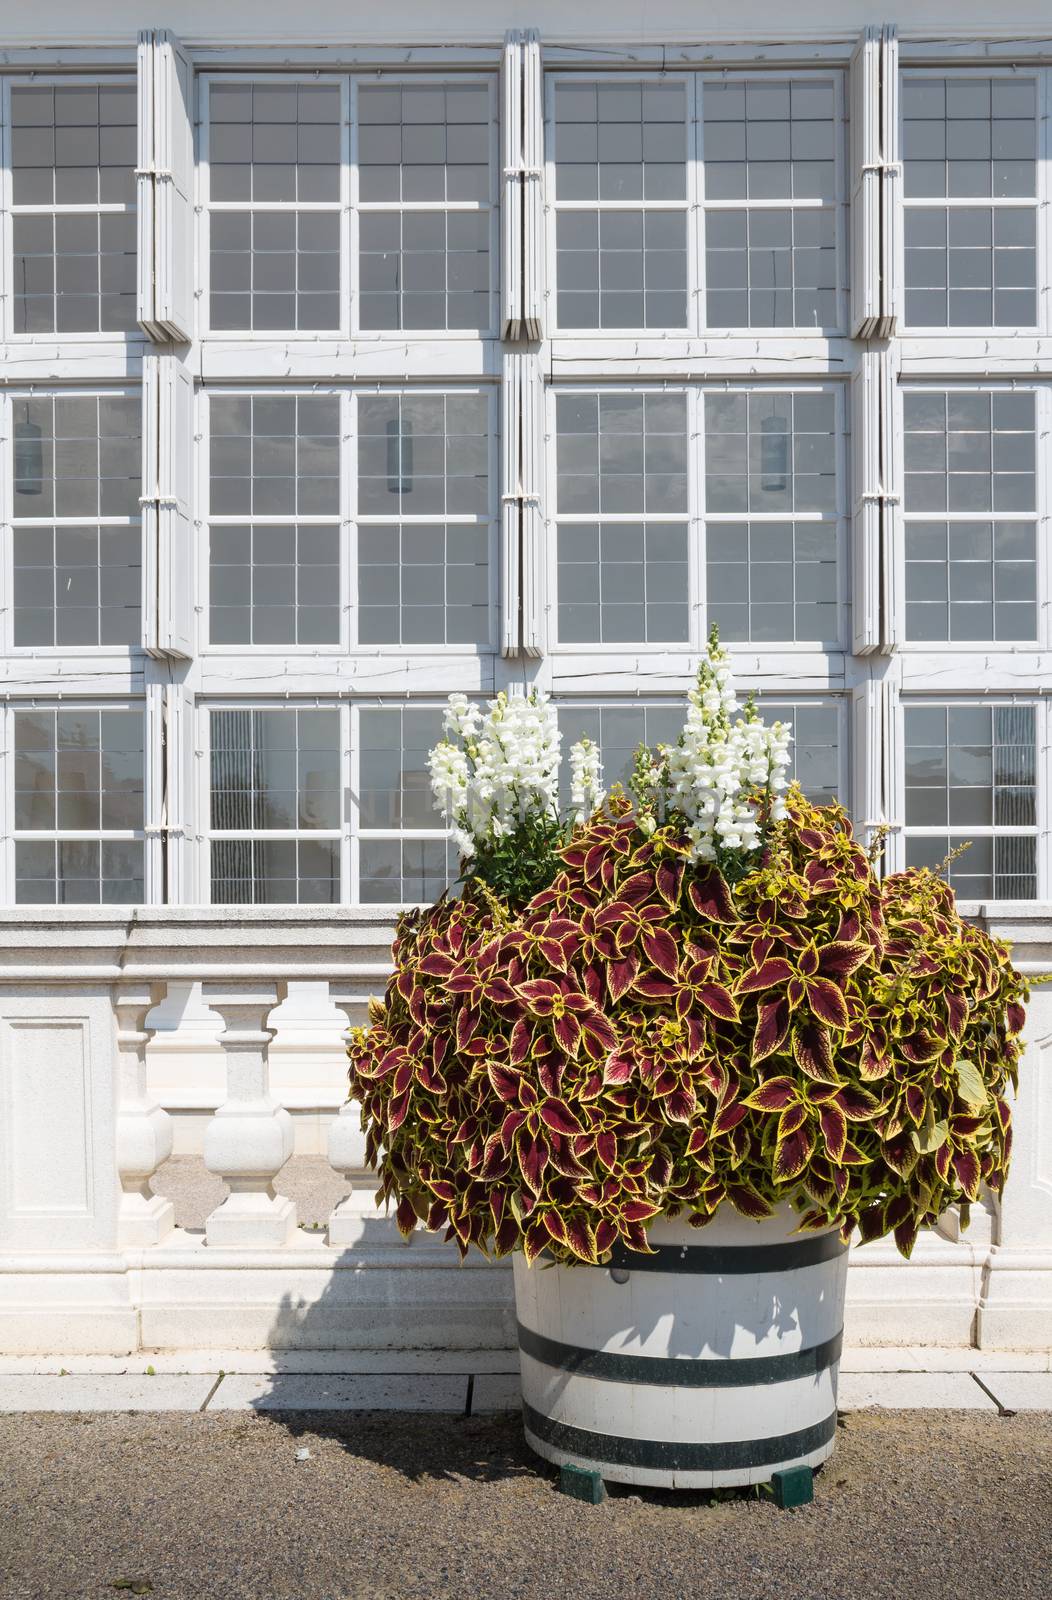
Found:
0,904 -> 1050,1356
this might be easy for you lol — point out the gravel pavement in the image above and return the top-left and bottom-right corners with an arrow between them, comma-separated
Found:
2,1407 -> 1050,1600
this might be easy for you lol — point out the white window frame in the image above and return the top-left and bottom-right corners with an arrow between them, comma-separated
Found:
0,72 -> 141,344
545,68 -> 848,339
893,693 -> 1048,901
197,697 -> 456,907
198,384 -> 348,654
2,698 -> 151,907
897,65 -> 1050,338
545,378 -> 849,659
199,71 -> 501,342
2,384 -> 144,657
198,382 -> 499,658
893,379 -> 1047,652
349,73 -> 500,342
199,73 -> 350,342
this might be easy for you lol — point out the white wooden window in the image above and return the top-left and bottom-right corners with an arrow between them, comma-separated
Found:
901,73 -> 1039,330
550,382 -> 844,651
204,78 -> 344,334
201,74 -> 498,337
206,391 -> 341,646
8,390 -> 141,649
900,386 -> 1038,643
208,707 -> 342,903
11,705 -> 145,903
204,702 -> 456,905
553,390 -> 690,644
550,77 -> 690,332
203,385 -> 495,652
547,71 -> 845,335
704,388 -> 840,644
902,701 -> 1038,899
357,80 -> 496,333
6,78 -> 137,335
702,77 -> 840,330
355,389 -> 496,648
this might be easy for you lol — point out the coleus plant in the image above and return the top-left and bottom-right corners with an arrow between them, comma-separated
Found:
347,787 -> 1027,1264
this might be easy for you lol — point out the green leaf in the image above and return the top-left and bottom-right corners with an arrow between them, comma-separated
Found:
955,1057 -> 988,1110
911,1116 -> 949,1155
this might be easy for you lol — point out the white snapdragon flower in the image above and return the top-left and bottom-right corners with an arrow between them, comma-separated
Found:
663,630 -> 793,865
427,687 -> 562,859
569,737 -> 605,821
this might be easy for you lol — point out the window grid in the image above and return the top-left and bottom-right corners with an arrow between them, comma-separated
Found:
354,703 -> 458,904
902,701 -> 1040,901
901,71 -> 1041,330
5,77 -> 138,337
900,386 -> 1039,644
353,389 -> 496,649
548,71 -> 846,335
205,389 -> 343,648
11,705 -> 146,904
203,703 -> 457,905
2,59 -> 1049,914
550,75 -> 693,332
353,78 -> 498,335
8,390 -> 142,651
553,388 -> 693,646
549,383 -> 845,653
203,77 -> 347,336
701,73 -> 843,331
703,386 -> 843,645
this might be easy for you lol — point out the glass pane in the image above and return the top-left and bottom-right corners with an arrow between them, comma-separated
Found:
11,83 -> 136,333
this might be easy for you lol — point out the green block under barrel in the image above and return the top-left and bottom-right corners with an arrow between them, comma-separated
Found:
557,1464 -> 607,1503
771,1465 -> 814,1508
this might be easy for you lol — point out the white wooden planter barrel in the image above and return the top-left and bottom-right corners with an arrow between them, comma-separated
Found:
512,1204 -> 848,1490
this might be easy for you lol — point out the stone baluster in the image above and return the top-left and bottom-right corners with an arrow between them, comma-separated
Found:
200,982 -> 295,1247
114,981 -> 175,1247
326,988 -> 407,1246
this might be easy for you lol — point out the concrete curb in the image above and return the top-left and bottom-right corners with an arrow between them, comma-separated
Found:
1,1361 -> 1050,1414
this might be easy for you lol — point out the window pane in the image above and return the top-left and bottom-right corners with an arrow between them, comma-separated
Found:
903,78 -> 1037,328
555,392 -> 689,644
358,706 -> 446,828
13,707 -> 144,905
703,79 -> 837,330
12,393 -> 141,520
357,84 -> 493,332
902,390 -> 1036,642
210,838 -> 339,904
903,702 -> 1036,900
11,83 -> 136,334
209,394 -> 341,646
554,80 -> 687,331
356,393 -> 491,645
209,707 -> 340,833
359,838 -> 458,904
704,390 -> 838,643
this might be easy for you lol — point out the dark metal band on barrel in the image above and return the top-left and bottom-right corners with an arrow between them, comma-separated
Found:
604,1230 -> 847,1276
522,1403 -> 838,1473
517,1322 -> 843,1388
